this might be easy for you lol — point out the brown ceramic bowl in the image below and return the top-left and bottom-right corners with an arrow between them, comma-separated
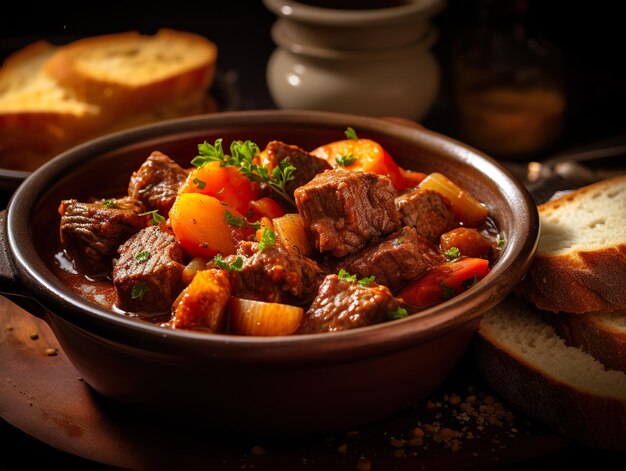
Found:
0,110 -> 539,434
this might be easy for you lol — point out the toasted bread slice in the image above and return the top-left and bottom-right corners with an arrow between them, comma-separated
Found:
44,29 -> 218,119
521,174 -> 626,313
0,41 -> 104,170
549,311 -> 626,374
476,295 -> 626,451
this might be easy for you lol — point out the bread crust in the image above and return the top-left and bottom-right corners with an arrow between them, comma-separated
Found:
549,312 -> 626,374
44,29 -> 217,119
521,174 -> 626,313
475,331 -> 626,452
522,245 -> 626,313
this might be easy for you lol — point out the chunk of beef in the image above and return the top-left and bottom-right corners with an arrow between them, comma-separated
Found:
226,240 -> 324,305
298,274 -> 401,334
394,188 -> 457,242
113,225 -> 186,313
172,269 -> 231,332
258,140 -> 332,197
340,226 -> 445,291
295,169 -> 400,257
128,151 -> 189,214
59,197 -> 145,277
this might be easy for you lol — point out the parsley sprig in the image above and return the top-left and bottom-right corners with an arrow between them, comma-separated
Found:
190,138 -> 296,207
213,254 -> 243,271
338,269 -> 376,286
258,228 -> 276,253
224,210 -> 261,231
139,209 -> 166,225
387,306 -> 408,320
345,127 -> 359,140
444,246 -> 461,261
336,153 -> 357,166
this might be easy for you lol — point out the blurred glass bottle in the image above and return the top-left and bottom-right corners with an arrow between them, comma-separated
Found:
451,0 -> 566,160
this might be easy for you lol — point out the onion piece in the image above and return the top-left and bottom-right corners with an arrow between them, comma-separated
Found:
419,172 -> 488,227
272,213 -> 312,256
229,297 -> 304,336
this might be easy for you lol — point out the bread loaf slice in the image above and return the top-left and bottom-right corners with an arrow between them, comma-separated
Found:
44,29 -> 218,119
0,41 -> 104,170
476,295 -> 626,451
521,174 -> 626,313
549,311 -> 626,374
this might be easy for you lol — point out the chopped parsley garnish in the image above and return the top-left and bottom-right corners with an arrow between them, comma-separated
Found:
213,254 -> 243,271
462,274 -> 480,290
138,209 -> 166,225
190,138 -> 296,207
223,209 -> 261,230
444,246 -> 461,261
102,199 -> 117,208
335,153 -> 357,166
344,127 -> 359,140
135,251 -> 150,263
258,228 -> 276,253
131,282 -> 147,300
497,235 -> 506,247
358,275 -> 376,286
392,238 -> 404,246
338,269 -> 375,286
192,177 -> 206,190
440,282 -> 457,300
387,306 -> 409,320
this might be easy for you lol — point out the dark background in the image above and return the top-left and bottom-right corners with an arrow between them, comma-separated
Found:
2,0 -> 626,155
1,1 -> 626,468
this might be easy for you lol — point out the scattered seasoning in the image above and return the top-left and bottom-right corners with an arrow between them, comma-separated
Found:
45,348 -> 58,356
29,332 -> 39,340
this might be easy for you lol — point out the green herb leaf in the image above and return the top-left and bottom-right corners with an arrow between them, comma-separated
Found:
358,275 -> 376,286
497,235 -> 506,247
138,209 -> 166,225
223,209 -> 261,230
338,268 -> 358,282
135,251 -> 150,263
335,153 -> 357,166
230,140 -> 260,163
192,177 -> 206,190
444,246 -> 461,261
258,228 -> 276,253
461,274 -> 480,290
440,282 -> 457,300
393,238 -> 404,246
345,127 -> 359,140
213,254 -> 244,271
192,138 -> 226,168
387,306 -> 408,320
102,199 -> 117,208
131,282 -> 147,300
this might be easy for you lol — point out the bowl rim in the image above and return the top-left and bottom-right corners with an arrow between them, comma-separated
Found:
5,109 -> 539,363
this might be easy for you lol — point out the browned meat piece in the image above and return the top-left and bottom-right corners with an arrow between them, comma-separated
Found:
59,197 -> 145,277
113,225 -> 186,313
173,269 -> 231,332
128,151 -> 189,214
294,169 -> 400,257
258,140 -> 332,197
226,240 -> 324,305
298,274 -> 401,334
340,226 -> 444,291
394,188 -> 457,242
440,227 -> 496,260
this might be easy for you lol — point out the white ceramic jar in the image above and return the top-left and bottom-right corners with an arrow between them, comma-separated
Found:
263,0 -> 445,120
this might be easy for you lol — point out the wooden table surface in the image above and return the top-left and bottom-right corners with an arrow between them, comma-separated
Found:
2,296 -> 624,470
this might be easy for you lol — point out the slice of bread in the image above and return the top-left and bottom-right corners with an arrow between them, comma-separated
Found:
0,29 -> 218,171
44,29 -> 217,119
549,311 -> 626,374
475,295 -> 626,451
0,41 -> 105,170
521,174 -> 626,313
